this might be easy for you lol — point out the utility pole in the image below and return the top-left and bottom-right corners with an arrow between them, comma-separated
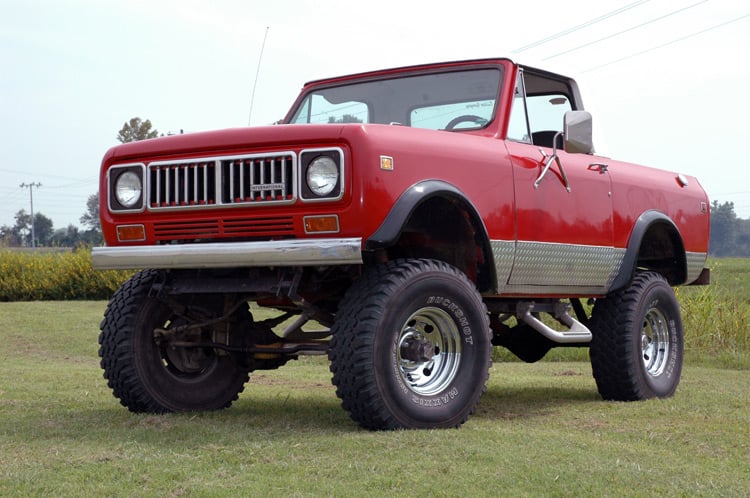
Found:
19,182 -> 42,248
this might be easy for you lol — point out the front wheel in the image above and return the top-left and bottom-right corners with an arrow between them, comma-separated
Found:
98,270 -> 250,413
329,259 -> 492,430
589,271 -> 684,401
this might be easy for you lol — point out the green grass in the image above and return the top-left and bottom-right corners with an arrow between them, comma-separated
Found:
1,301 -> 749,497
677,258 -> 750,368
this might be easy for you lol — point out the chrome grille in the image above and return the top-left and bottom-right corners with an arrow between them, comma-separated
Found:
221,155 -> 295,204
149,161 -> 217,208
147,152 -> 296,210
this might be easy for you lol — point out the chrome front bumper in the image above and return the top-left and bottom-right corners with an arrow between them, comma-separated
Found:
91,238 -> 363,270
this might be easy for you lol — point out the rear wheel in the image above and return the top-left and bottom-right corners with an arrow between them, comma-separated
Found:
329,259 -> 491,430
589,272 -> 683,400
99,270 -> 249,412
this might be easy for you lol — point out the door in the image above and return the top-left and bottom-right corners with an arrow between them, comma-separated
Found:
504,69 -> 615,294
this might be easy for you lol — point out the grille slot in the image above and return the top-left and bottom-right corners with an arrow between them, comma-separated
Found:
147,152 -> 296,211
149,161 -> 216,208
222,155 -> 295,204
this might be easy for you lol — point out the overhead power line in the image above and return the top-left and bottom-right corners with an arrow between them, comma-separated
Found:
582,13 -> 750,73
711,190 -> 750,196
544,0 -> 708,61
511,0 -> 650,53
0,167 -> 97,183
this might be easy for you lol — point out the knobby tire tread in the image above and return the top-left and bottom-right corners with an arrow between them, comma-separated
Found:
99,270 -> 248,413
99,269 -> 162,412
589,271 -> 678,401
328,259 -> 491,430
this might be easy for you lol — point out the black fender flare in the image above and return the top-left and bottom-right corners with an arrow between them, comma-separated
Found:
365,180 -> 496,289
609,210 -> 686,292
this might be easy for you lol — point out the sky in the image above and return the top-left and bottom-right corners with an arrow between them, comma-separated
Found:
1,0 -> 748,231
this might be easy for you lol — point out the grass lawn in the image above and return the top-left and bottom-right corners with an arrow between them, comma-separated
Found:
1,301 -> 748,497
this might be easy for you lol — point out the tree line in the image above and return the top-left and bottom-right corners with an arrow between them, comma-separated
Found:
0,202 -> 102,248
709,200 -> 750,257
1,118 -> 157,249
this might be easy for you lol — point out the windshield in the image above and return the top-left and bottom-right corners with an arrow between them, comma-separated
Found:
288,67 -> 503,131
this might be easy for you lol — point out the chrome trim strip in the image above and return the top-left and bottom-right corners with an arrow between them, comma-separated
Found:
92,238 -> 363,270
511,241 -> 625,288
491,239 -> 626,295
685,251 -> 708,283
490,240 -> 515,292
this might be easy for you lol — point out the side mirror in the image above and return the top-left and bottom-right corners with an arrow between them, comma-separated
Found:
564,111 -> 594,154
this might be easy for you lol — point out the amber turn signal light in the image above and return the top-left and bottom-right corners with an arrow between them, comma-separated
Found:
303,215 -> 339,234
116,224 -> 146,242
380,155 -> 394,171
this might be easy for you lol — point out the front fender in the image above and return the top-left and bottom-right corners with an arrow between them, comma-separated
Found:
365,179 -> 497,290
365,180 -> 481,248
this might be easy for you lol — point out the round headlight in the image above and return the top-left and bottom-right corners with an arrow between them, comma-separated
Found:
115,171 -> 142,208
306,156 -> 339,197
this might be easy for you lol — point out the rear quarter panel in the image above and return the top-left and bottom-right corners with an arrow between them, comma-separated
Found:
607,158 -> 710,254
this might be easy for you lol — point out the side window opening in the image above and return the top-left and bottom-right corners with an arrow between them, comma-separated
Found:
527,94 -> 572,148
507,70 -> 574,148
507,80 -> 531,143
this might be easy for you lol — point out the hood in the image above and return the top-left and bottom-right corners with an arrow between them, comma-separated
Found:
102,124 -> 348,163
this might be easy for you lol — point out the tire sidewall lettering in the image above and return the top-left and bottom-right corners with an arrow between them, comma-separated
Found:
410,387 -> 460,407
639,286 -> 682,392
377,276 -> 486,421
426,295 -> 474,344
392,354 -> 410,396
664,318 -> 679,378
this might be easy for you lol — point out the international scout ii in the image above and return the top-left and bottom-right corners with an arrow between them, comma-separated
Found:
93,58 -> 710,429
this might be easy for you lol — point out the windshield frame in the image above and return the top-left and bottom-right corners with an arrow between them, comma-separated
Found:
284,62 -> 506,133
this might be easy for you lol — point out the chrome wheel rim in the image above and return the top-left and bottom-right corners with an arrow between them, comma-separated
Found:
641,307 -> 670,377
397,307 -> 461,396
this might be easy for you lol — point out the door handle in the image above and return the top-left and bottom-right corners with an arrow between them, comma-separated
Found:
588,163 -> 609,174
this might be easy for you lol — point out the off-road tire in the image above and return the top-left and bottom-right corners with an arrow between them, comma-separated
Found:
99,269 -> 249,413
329,259 -> 492,430
589,271 -> 683,400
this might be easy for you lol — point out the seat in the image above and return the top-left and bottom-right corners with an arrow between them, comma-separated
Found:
531,130 -> 563,149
